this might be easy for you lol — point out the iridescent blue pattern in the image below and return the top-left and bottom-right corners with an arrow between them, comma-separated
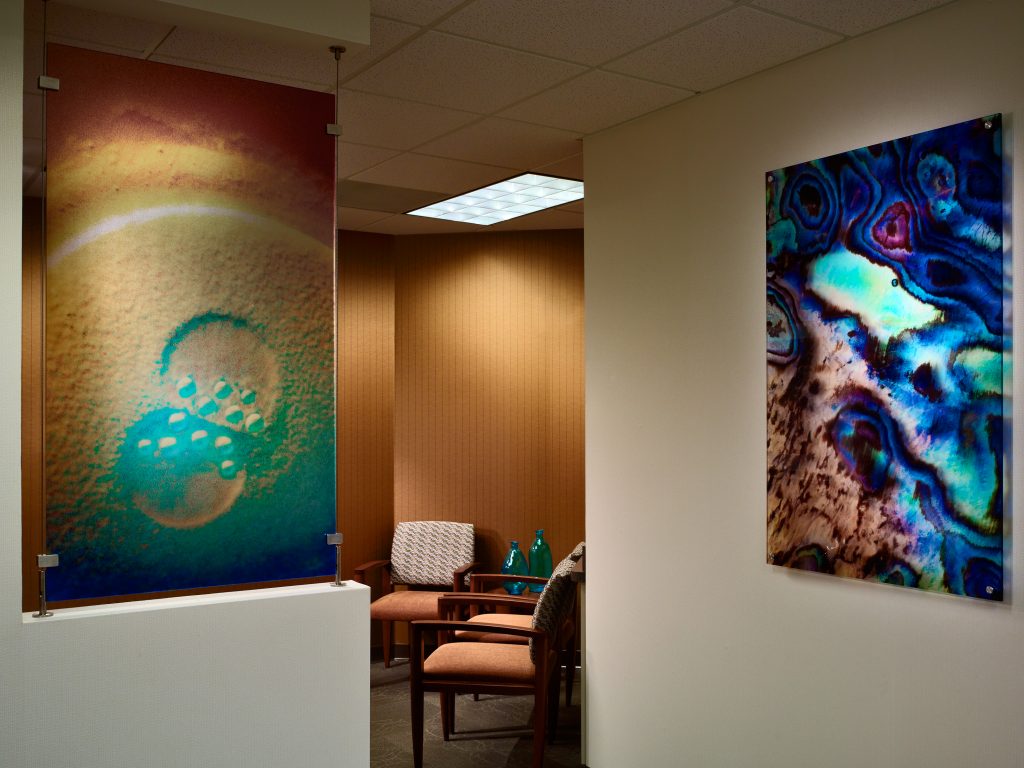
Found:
766,116 -> 1006,600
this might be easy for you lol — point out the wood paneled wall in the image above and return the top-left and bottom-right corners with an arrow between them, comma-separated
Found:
393,230 -> 585,572
22,200 -> 44,612
337,231 -> 395,578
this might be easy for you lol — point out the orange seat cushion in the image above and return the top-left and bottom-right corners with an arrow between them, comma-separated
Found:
370,590 -> 440,621
423,642 -> 536,682
454,613 -> 531,644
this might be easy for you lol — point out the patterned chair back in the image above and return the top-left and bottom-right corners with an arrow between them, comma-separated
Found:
390,521 -> 475,586
529,542 -> 584,663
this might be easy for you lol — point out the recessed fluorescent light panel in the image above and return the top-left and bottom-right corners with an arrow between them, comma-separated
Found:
407,173 -> 584,226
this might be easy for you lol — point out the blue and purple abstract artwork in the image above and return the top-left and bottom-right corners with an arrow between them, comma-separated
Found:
766,115 -> 1007,600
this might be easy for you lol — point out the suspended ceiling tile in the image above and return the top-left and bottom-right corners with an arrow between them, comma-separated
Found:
371,0 -> 466,26
338,90 -> 479,150
351,152 -> 516,194
489,207 -> 583,231
439,0 -> 732,66
535,152 -> 583,180
152,16 -> 418,90
40,2 -> 174,56
151,28 -> 334,87
346,31 -> 586,113
338,142 -> 401,178
336,17 -> 421,78
606,6 -> 841,92
361,213 -> 483,235
340,179 -> 444,212
338,206 -> 392,230
144,55 -> 327,91
752,0 -> 955,37
499,70 -> 693,134
417,118 -> 582,170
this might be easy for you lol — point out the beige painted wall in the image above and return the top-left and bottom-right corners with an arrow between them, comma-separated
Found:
584,0 -> 1024,765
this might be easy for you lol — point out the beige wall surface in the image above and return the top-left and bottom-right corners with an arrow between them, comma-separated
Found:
584,0 -> 1024,766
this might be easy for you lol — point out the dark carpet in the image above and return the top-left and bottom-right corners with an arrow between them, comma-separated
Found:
371,660 -> 583,768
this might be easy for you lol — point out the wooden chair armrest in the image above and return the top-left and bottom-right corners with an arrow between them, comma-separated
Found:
451,561 -> 481,591
437,592 -> 537,619
411,619 -> 545,644
469,573 -> 549,592
352,559 -> 390,585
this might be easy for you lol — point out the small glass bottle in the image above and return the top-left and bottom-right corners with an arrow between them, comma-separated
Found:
501,540 -> 530,595
528,529 -> 552,592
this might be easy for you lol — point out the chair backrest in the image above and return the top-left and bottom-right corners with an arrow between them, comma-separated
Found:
529,542 -> 584,664
390,521 -> 475,586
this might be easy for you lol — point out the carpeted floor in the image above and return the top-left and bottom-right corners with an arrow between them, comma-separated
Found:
371,660 -> 582,767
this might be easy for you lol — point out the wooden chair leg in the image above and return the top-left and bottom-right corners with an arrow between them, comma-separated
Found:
412,684 -> 424,768
548,663 -> 561,743
449,690 -> 456,734
440,692 -> 451,741
532,681 -> 548,768
564,636 -> 576,706
411,627 -> 425,768
382,620 -> 393,668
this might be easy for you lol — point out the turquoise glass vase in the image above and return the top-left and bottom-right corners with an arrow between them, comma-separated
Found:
501,540 -> 530,595
528,529 -> 552,592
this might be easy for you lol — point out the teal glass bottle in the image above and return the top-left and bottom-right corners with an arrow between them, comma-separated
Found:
528,529 -> 553,592
501,540 -> 529,595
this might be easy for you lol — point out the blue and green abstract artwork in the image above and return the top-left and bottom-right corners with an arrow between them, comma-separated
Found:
766,115 -> 1007,600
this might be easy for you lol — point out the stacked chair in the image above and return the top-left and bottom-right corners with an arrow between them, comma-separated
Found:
354,521 -> 478,668
409,542 -> 585,768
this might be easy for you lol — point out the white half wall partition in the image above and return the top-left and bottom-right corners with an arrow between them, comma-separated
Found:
585,0 -> 1024,766
0,3 -> 369,768
3,585 -> 370,768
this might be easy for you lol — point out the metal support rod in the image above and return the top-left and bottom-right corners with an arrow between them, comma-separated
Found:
34,569 -> 51,618
38,0 -> 51,605
326,532 -> 345,587
33,553 -> 59,618
329,44 -> 345,587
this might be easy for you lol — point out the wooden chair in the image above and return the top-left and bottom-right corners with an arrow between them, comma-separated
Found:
353,521 -> 478,668
409,551 -> 579,768
460,541 -> 585,705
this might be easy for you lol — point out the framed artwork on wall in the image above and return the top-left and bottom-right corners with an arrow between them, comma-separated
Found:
766,115 -> 1007,600
42,45 -> 337,602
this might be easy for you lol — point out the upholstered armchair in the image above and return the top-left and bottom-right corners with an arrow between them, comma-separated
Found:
460,541 -> 585,705
353,521 -> 478,668
409,550 -> 581,768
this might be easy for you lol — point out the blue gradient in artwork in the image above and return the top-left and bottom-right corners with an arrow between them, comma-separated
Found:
766,115 -> 1006,600
767,285 -> 801,364
47,312 -> 335,600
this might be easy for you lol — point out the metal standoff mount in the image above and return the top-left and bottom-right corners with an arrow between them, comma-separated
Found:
326,45 -> 346,136
33,553 -> 60,618
326,532 -> 345,587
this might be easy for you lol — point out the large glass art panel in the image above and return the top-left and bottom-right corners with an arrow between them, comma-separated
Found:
766,116 -> 1006,600
44,45 -> 337,601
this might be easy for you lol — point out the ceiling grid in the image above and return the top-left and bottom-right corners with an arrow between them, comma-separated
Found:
23,0 -> 958,233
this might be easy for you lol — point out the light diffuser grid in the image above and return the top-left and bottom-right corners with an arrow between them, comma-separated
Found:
407,173 -> 584,226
